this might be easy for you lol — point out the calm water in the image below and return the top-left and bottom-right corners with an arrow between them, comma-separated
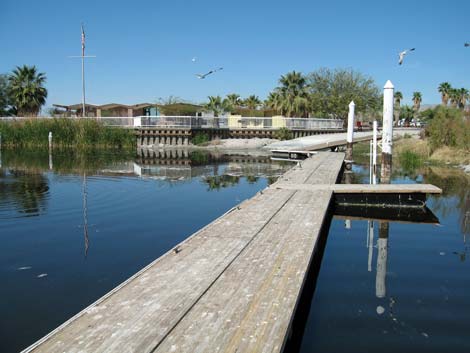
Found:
299,163 -> 470,353
0,149 -> 289,353
2,149 -> 469,353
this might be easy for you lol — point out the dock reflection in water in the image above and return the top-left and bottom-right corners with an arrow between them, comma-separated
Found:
298,164 -> 470,353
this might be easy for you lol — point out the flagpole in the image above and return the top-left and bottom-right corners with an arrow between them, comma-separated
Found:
81,24 -> 86,117
70,24 -> 95,118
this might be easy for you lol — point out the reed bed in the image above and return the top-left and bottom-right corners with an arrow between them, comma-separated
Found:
0,118 -> 135,149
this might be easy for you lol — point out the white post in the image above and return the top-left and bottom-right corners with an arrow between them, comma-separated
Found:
133,116 -> 142,127
345,101 -> 355,165
372,120 -> 378,185
381,80 -> 394,184
48,131 -> 53,150
369,141 -> 373,184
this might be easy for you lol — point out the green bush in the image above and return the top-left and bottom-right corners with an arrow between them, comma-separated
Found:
274,127 -> 293,141
192,132 -> 210,145
426,107 -> 470,151
0,118 -> 135,149
398,150 -> 423,172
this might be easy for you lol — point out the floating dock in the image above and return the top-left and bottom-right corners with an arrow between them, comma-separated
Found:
24,152 -> 441,353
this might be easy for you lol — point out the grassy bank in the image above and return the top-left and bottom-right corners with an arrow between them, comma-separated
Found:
0,118 -> 135,149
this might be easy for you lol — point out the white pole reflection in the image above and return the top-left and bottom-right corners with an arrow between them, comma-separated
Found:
82,172 -> 89,256
367,220 -> 375,272
376,221 -> 389,298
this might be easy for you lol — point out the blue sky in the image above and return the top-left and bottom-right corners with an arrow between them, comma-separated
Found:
1,0 -> 469,109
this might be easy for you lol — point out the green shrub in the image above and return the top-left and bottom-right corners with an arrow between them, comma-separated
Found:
426,107 -> 470,151
274,127 -> 293,141
399,150 -> 423,172
192,132 -> 210,145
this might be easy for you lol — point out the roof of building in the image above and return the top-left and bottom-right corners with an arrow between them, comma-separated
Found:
53,103 -> 158,110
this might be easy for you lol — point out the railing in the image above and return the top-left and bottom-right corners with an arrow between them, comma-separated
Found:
0,116 -> 344,130
285,118 -> 344,130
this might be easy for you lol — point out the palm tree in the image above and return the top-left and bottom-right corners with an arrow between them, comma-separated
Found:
225,93 -> 242,107
457,88 -> 469,109
264,92 -> 280,111
204,96 -> 226,117
8,65 -> 47,116
400,105 -> 414,124
243,95 -> 261,110
412,92 -> 422,118
449,88 -> 460,108
438,82 -> 452,106
272,71 -> 310,117
394,91 -> 403,126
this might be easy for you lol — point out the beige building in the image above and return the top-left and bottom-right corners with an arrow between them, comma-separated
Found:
53,103 -> 159,117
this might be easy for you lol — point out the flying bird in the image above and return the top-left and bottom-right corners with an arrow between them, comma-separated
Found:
398,48 -> 415,65
191,57 -> 197,62
465,43 -> 470,47
195,67 -> 223,79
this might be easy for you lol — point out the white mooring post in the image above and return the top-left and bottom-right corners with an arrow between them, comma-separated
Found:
372,120 -> 378,184
381,80 -> 394,184
345,101 -> 355,168
48,131 -> 53,150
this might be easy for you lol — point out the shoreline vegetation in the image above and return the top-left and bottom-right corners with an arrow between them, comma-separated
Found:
0,118 -> 135,149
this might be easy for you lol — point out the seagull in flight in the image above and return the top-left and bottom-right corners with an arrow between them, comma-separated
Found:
195,67 -> 223,79
465,43 -> 470,47
398,48 -> 415,65
191,57 -> 197,62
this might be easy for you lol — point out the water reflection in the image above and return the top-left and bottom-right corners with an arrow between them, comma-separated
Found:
0,169 -> 49,216
82,173 -> 89,257
0,148 -> 291,219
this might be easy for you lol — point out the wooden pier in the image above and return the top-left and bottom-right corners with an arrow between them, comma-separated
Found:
23,152 -> 440,353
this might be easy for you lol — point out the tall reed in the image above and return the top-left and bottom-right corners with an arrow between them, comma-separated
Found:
0,118 -> 135,149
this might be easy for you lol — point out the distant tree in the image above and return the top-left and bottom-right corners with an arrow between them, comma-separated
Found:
8,65 -> 47,116
0,74 -> 13,116
307,68 -> 381,120
400,105 -> 414,123
457,88 -> 469,109
269,71 -> 310,117
243,95 -> 261,110
394,91 -> 403,126
157,95 -> 183,105
412,92 -> 422,117
264,92 -> 281,112
449,88 -> 460,108
438,82 -> 452,106
204,96 -> 229,117
225,93 -> 242,107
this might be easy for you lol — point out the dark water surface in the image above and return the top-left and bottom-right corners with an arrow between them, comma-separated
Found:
299,164 -> 470,353
0,149 -> 289,353
2,149 -> 469,353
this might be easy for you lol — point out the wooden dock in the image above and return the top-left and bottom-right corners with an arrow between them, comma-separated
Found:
268,131 -> 379,156
23,152 -> 440,353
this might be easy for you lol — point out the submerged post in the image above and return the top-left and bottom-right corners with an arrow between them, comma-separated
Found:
381,81 -> 394,184
345,101 -> 355,169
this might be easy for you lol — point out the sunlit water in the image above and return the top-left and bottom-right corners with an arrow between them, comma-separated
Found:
299,163 -> 470,353
0,149 -> 290,353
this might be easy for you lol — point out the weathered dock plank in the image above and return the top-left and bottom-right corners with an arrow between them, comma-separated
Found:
25,152 -> 344,353
274,183 -> 442,194
154,190 -> 333,353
